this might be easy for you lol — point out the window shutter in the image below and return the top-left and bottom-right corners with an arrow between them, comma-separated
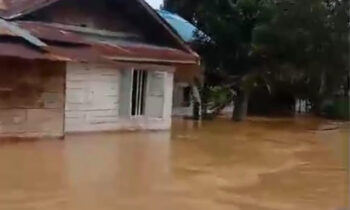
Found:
119,70 -> 133,117
145,71 -> 165,118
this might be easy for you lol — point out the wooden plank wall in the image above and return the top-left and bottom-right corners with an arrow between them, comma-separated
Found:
0,58 -> 65,139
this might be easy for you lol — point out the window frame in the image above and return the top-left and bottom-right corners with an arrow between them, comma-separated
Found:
130,69 -> 148,118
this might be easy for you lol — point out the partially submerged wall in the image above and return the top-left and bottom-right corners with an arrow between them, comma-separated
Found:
65,63 -> 174,133
0,58 -> 65,138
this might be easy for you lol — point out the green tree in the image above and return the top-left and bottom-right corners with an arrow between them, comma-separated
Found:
194,0 -> 276,121
254,0 -> 349,113
165,0 -> 349,120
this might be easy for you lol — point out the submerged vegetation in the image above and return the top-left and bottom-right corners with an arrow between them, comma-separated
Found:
164,0 -> 349,120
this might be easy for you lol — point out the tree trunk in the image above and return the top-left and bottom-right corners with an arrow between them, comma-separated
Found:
192,85 -> 202,120
193,102 -> 201,120
346,75 -> 350,97
201,84 -> 210,119
319,71 -> 326,95
314,71 -> 327,115
233,89 -> 249,121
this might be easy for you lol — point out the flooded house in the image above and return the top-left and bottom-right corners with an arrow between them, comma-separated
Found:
0,0 -> 199,138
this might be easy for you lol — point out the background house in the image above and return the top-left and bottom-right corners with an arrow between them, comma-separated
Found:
0,0 -> 199,138
157,9 -> 202,118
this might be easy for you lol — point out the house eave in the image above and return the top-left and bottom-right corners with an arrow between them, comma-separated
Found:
107,56 -> 198,65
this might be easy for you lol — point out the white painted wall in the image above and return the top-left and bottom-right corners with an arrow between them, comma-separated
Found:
65,63 -> 174,133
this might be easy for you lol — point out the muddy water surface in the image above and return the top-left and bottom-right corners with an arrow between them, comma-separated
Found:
0,117 -> 348,210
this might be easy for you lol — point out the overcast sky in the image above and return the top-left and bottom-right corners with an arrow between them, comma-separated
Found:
146,0 -> 163,9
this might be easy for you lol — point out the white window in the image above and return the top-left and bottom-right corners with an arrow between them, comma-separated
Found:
119,69 -> 165,119
144,71 -> 165,118
131,70 -> 147,117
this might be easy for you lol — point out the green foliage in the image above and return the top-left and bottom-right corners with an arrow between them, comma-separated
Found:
165,0 -> 349,119
206,86 -> 233,109
195,0 -> 276,76
322,97 -> 350,120
254,0 -> 349,111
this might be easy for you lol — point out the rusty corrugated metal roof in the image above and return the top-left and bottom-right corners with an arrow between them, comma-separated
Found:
91,43 -> 197,64
0,19 -> 198,65
0,42 -> 59,60
0,0 -> 200,62
0,20 -> 108,62
2,21 -> 198,64
17,22 -> 91,45
0,0 -> 61,19
120,44 -> 198,63
46,45 -> 113,63
16,21 -> 95,45
0,40 -> 120,63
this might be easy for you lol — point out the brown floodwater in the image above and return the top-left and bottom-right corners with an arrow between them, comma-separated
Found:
0,117 -> 348,210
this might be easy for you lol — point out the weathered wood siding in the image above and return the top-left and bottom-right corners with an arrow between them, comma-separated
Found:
0,58 -> 65,138
65,63 -> 174,133
65,63 -> 120,132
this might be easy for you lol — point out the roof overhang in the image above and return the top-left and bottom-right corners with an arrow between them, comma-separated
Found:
0,20 -> 199,67
0,0 -> 199,58
0,0 -> 200,79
